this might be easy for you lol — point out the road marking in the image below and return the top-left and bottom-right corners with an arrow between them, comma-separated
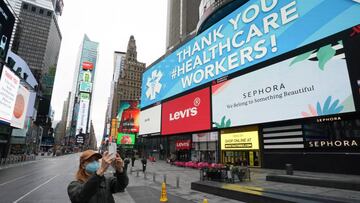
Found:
0,174 -> 32,186
13,174 -> 59,203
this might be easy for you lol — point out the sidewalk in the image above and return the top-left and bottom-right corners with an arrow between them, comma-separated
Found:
115,159 -> 360,203
113,160 -> 242,203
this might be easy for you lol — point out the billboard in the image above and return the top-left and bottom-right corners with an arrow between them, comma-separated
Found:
11,85 -> 30,129
221,128 -> 259,150
75,99 -> 89,135
79,82 -> 92,93
161,88 -> 210,135
0,66 -> 20,123
141,0 -> 360,108
0,0 -> 15,61
6,50 -> 38,88
139,104 -> 161,135
212,41 -> 356,128
117,133 -> 135,145
117,101 -> 140,134
82,62 -> 94,70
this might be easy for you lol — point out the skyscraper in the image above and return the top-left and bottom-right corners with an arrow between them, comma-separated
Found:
166,0 -> 201,51
66,35 -> 98,146
6,0 -> 63,152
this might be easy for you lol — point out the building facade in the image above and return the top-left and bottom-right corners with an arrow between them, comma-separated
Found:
166,0 -> 201,51
140,1 -> 360,174
103,36 -> 145,153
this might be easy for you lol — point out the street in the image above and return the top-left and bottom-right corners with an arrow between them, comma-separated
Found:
0,154 -> 241,203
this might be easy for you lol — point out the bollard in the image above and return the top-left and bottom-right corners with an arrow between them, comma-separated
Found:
144,172 -> 147,179
200,169 -> 203,181
136,170 -> 139,177
163,174 -> 167,184
129,167 -> 132,175
176,176 -> 180,188
285,164 -> 293,175
153,173 -> 156,182
203,198 -> 208,203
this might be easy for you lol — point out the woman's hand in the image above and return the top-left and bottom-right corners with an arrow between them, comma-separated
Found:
96,151 -> 114,176
112,153 -> 124,173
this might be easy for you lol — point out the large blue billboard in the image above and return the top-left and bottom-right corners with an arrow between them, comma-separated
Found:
141,0 -> 360,108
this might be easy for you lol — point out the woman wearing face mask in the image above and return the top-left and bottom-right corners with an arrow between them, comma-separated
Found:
67,150 -> 129,203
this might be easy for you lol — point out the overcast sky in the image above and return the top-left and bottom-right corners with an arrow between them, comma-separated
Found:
51,0 -> 167,145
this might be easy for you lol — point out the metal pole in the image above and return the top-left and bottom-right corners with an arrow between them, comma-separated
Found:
136,170 -> 139,177
144,172 -> 147,179
153,173 -> 156,182
176,176 -> 180,188
163,174 -> 167,184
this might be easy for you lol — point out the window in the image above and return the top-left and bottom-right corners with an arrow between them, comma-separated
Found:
31,6 -> 36,12
39,9 -> 44,14
47,11 -> 52,16
23,4 -> 28,10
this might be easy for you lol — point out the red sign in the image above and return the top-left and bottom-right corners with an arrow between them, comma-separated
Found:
82,62 -> 94,70
176,140 -> 191,150
161,88 -> 210,135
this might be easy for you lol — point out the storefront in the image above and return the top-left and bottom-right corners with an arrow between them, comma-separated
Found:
220,126 -> 261,167
192,131 -> 219,163
140,1 -> 360,174
168,134 -> 192,162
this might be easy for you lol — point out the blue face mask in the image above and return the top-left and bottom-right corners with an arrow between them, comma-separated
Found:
85,161 -> 100,174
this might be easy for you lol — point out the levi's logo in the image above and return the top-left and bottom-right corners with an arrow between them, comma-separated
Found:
176,142 -> 189,147
169,97 -> 200,121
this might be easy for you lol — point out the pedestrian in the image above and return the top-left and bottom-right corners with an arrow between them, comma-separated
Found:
141,156 -> 147,172
67,150 -> 128,203
124,156 -> 130,172
131,156 -> 135,167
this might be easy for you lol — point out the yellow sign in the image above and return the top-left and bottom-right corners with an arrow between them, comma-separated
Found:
221,129 -> 259,150
111,119 -> 117,140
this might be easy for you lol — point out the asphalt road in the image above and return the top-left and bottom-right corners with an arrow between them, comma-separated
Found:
0,154 -> 79,203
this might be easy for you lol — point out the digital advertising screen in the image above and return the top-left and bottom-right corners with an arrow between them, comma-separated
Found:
141,0 -> 360,108
212,40 -> 356,128
139,104 -> 161,135
11,85 -> 30,129
0,66 -> 20,123
117,133 -> 135,145
161,88 -> 211,135
117,101 -> 140,134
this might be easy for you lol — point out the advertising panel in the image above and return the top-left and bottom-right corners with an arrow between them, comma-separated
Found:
76,134 -> 84,144
141,0 -> 360,108
79,82 -> 92,93
82,71 -> 92,82
192,132 -> 218,142
212,41 -> 356,128
117,133 -> 135,145
0,0 -> 15,61
0,66 -> 20,123
161,88 -> 210,135
75,99 -> 89,135
139,104 -> 161,135
82,62 -> 94,70
11,85 -> 30,129
80,93 -> 90,101
6,50 -> 38,88
117,101 -> 140,134
221,129 -> 259,150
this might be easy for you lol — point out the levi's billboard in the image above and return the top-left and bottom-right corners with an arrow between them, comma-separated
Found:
141,0 -> 360,108
161,88 -> 210,135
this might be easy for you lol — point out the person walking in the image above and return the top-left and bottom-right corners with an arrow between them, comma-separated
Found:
67,150 -> 128,203
131,155 -> 135,167
141,156 -> 147,172
124,156 -> 130,172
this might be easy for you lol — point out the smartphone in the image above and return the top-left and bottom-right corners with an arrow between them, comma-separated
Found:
108,142 -> 117,159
